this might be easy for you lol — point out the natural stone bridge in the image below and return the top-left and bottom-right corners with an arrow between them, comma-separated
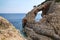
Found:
22,0 -> 60,40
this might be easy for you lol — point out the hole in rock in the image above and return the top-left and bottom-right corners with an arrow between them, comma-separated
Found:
35,11 -> 42,22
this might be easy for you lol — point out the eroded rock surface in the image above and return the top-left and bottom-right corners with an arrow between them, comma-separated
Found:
0,16 -> 26,40
22,0 -> 60,40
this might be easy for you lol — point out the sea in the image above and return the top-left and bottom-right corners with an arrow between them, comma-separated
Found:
0,13 -> 42,35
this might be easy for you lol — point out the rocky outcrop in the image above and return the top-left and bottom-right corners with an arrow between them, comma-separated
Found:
0,16 -> 26,40
22,0 -> 60,40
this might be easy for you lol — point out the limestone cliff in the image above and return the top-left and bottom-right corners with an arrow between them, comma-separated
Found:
0,16 -> 26,40
22,0 -> 60,40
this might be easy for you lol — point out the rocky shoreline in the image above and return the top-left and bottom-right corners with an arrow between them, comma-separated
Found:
0,16 -> 26,40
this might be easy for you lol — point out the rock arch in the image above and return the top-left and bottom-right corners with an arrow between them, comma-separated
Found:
22,0 -> 60,40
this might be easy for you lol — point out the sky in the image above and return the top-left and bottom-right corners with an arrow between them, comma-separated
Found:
0,0 -> 45,13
